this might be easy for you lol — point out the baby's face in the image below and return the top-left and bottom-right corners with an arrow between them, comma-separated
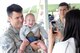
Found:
25,15 -> 35,27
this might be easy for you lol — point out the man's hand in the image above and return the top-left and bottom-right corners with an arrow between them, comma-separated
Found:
30,41 -> 39,51
18,39 -> 30,53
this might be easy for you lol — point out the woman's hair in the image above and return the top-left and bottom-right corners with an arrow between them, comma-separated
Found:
63,9 -> 80,53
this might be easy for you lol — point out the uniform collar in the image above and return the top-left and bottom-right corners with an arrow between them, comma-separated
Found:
9,25 -> 20,34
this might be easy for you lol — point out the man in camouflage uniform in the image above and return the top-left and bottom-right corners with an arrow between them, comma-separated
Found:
0,4 -> 39,53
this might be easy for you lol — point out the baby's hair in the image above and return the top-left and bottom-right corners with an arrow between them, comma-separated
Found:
24,13 -> 35,24
25,13 -> 35,19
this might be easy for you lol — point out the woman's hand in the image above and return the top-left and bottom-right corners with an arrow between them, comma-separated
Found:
48,24 -> 55,53
53,28 -> 63,41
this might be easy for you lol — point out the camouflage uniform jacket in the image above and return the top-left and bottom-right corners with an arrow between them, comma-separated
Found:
0,25 -> 38,53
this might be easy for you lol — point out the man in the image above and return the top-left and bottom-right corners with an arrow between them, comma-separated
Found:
56,2 -> 70,38
48,2 -> 70,53
0,4 -> 39,53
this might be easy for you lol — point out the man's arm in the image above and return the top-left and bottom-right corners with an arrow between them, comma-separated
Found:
0,35 -> 18,53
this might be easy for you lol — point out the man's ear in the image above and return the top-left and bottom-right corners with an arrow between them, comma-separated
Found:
7,16 -> 11,22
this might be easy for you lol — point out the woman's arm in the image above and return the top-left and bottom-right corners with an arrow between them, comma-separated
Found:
48,25 -> 55,53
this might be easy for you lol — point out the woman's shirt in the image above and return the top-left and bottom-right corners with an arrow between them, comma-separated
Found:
52,37 -> 76,53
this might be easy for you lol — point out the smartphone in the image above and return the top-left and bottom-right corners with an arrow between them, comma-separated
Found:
51,20 -> 57,33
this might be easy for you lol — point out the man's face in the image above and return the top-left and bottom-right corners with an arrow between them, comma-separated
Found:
25,15 -> 35,27
59,6 -> 69,17
9,11 -> 24,29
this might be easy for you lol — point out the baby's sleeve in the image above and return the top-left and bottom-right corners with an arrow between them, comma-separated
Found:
20,26 -> 27,40
39,25 -> 48,39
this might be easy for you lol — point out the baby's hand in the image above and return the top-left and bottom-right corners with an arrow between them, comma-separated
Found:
31,41 -> 38,44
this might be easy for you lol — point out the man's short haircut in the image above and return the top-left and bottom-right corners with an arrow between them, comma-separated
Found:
59,2 -> 70,10
7,4 -> 22,16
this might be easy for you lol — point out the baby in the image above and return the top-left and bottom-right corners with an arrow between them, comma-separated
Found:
19,13 -> 48,53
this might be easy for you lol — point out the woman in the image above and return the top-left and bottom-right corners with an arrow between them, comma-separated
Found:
48,9 -> 80,53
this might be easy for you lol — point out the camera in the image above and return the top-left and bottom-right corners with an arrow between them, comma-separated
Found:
51,20 -> 57,33
48,14 -> 54,22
